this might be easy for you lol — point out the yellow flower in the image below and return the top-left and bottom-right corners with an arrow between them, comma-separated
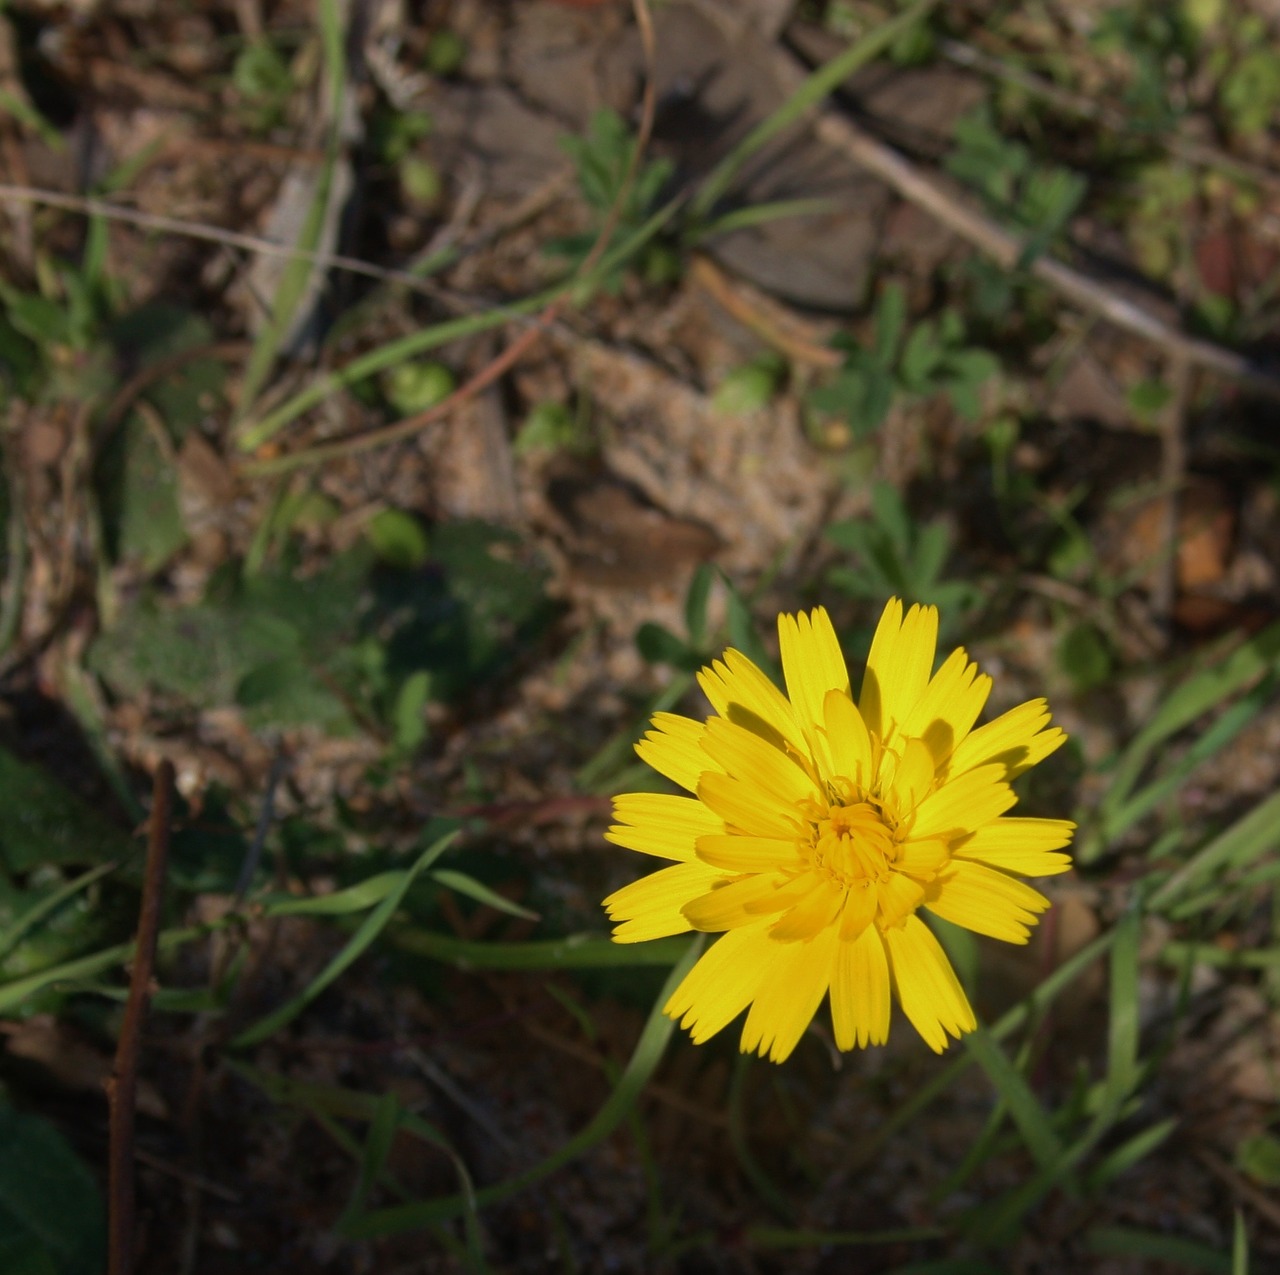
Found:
603,600 -> 1074,1062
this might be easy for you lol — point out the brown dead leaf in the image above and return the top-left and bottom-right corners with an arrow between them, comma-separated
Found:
1,1015 -> 168,1118
543,460 -> 721,588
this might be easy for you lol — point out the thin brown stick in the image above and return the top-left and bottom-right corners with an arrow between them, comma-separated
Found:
107,760 -> 174,1275
0,183 -> 449,297
807,106 -> 1280,396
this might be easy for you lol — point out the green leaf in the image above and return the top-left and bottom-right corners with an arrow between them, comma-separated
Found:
95,412 -> 188,571
635,622 -> 698,670
1237,1133 -> 1280,1187
0,1102 -> 104,1275
366,509 -> 430,569
392,670 -> 432,752
1057,622 -> 1112,691
0,748 -> 133,874
431,868 -> 539,921
0,862 -> 117,965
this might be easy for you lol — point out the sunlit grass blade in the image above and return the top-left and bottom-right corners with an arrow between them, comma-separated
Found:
1082,623 -> 1280,861
0,861 -> 118,964
695,196 -> 840,241
264,871 -> 408,916
691,0 -> 941,222
1233,1210 -> 1249,1275
1149,787 -> 1280,912
1098,909 -> 1142,1128
341,937 -> 702,1235
848,930 -> 1116,1174
235,0 -> 346,418
1084,674 -> 1277,862
0,921 -> 224,1014
232,831 -> 458,1047
237,191 -> 687,459
430,869 -> 539,922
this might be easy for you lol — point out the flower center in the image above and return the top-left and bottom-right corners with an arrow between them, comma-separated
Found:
809,799 -> 895,887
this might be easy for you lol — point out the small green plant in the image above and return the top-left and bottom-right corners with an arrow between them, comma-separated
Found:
232,38 -> 296,134
711,352 -> 788,415
514,400 -> 593,457
1214,15 -> 1280,136
549,109 -> 678,291
824,481 -> 980,627
808,283 -> 999,436
946,104 -> 1088,267
1090,2 -> 1199,129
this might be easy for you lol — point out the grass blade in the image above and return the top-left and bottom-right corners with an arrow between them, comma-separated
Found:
0,861 -> 118,964
232,831 -> 458,1047
1087,1225 -> 1232,1273
1150,787 -> 1280,912
691,0 -> 941,222
341,936 -> 702,1235
963,1027 -> 1066,1177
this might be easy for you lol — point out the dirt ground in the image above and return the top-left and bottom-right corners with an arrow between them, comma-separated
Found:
3,1 -> 1280,1272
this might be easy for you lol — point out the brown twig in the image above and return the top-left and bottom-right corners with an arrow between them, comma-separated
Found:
107,760 -> 174,1275
689,254 -> 842,369
804,105 -> 1280,396
0,183 -> 456,298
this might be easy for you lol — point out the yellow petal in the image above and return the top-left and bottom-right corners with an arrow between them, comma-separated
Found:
887,736 -> 938,813
948,699 -> 1066,779
839,880 -> 878,939
823,688 -> 874,790
909,764 -> 1015,840
894,837 -> 951,878
696,834 -> 803,873
697,771 -> 802,839
635,713 -> 713,793
606,793 -> 723,861
682,871 -> 800,931
953,818 -> 1075,876
697,649 -> 806,756
778,607 -> 850,774
860,599 -> 938,746
831,923 -> 890,1049
899,646 -> 992,767
739,922 -> 838,1062
877,870 -> 926,927
665,923 -> 776,1043
769,877 -> 845,941
924,860 -> 1051,944
604,860 -> 724,942
700,717 -> 816,807
884,914 -> 976,1053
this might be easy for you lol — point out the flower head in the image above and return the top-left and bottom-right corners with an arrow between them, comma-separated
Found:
603,600 -> 1074,1062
